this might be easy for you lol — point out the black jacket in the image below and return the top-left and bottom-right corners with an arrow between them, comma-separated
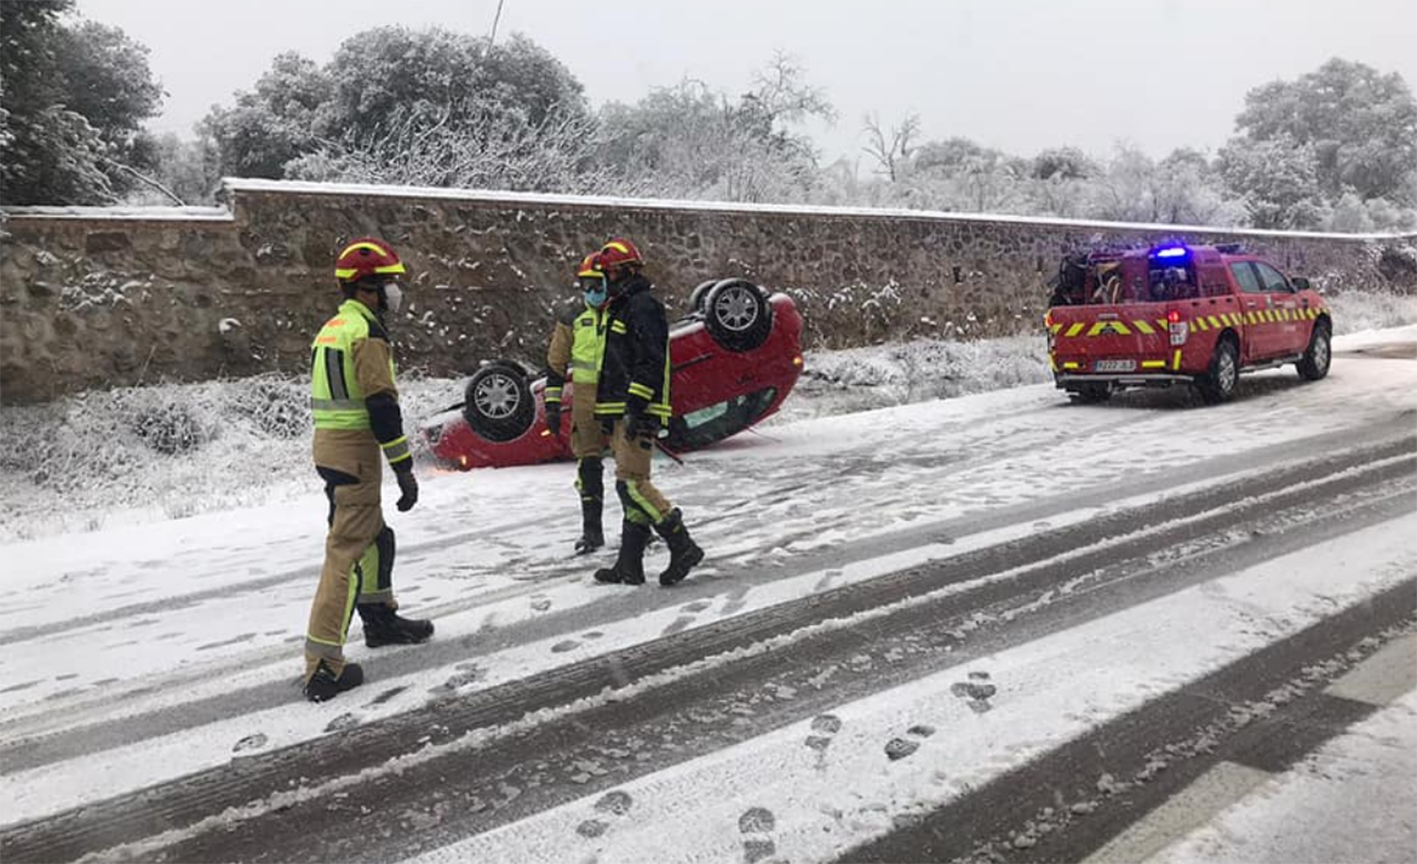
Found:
593,275 -> 671,421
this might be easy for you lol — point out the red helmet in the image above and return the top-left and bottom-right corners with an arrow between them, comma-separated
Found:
334,237 -> 406,283
598,238 -> 643,271
575,251 -> 603,279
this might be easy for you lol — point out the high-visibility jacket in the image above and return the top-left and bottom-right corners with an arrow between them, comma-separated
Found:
544,298 -> 608,409
594,275 -> 671,422
310,298 -> 411,468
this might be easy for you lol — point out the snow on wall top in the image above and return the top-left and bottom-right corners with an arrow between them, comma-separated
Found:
3,204 -> 233,221
4,178 -> 1414,242
220,178 -> 1417,242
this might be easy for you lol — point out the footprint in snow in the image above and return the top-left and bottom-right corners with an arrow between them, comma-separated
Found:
738,807 -> 778,863
576,789 -> 635,839
950,670 -> 997,713
662,599 -> 712,636
232,732 -> 268,753
804,713 -> 843,767
885,724 -> 936,761
324,712 -> 359,733
367,685 -> 408,705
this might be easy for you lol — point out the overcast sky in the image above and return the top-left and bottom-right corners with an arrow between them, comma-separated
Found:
79,0 -> 1417,166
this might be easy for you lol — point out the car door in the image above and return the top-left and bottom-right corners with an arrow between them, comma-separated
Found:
1251,261 -> 1305,356
1229,260 -> 1282,360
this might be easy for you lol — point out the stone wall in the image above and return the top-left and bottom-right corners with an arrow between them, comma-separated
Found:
3,178 -> 1415,405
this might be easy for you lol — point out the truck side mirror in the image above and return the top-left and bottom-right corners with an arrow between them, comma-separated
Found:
1291,276 -> 1311,291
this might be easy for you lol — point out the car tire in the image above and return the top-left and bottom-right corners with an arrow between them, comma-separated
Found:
463,360 -> 536,442
688,280 -> 718,313
1067,383 -> 1111,404
1297,319 -> 1332,381
1197,337 -> 1240,405
704,279 -> 772,352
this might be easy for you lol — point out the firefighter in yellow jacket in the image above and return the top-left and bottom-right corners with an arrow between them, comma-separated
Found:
303,237 -> 433,702
544,252 -> 612,554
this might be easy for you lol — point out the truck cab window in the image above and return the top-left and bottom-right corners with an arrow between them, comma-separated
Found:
1230,262 -> 1265,294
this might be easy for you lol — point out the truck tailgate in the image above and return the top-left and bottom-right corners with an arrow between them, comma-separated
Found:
1048,303 -> 1177,375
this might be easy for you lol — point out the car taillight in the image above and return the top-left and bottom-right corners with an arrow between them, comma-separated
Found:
1169,311 -> 1188,347
1044,310 -> 1054,328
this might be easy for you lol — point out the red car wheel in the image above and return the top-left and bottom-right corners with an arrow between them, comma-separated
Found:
462,361 -> 536,443
704,279 -> 772,351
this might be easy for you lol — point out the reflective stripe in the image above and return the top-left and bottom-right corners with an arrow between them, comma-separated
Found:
1065,322 -> 1086,338
544,386 -> 563,403
358,588 -> 394,604
381,436 -> 411,464
1087,320 -> 1132,337
571,359 -> 598,370
1207,316 -> 1222,329
627,381 -> 654,399
625,481 -> 664,523
610,320 -> 628,334
1141,360 -> 1167,368
324,348 -> 349,402
311,397 -> 364,412
1132,320 -> 1155,335
1194,318 -> 1208,332
305,636 -> 343,660
1173,349 -> 1183,370
596,401 -> 627,413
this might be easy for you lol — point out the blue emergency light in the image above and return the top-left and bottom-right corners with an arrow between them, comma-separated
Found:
1152,246 -> 1188,259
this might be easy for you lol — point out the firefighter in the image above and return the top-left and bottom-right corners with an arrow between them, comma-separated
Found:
591,238 -> 705,586
303,237 -> 434,702
544,252 -> 613,554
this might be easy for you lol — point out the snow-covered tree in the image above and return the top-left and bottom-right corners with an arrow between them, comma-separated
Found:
1,0 -> 164,204
1234,58 -> 1417,204
285,95 -> 616,194
592,55 -> 833,203
203,52 -> 334,179
1219,135 -> 1327,229
51,19 -> 164,187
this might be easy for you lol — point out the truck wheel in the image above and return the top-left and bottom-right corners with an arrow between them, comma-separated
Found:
462,360 -> 536,442
1197,337 -> 1239,405
1068,383 -> 1112,404
1297,320 -> 1332,381
704,279 -> 772,351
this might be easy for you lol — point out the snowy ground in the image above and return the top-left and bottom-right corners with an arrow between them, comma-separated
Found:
1,310 -> 1415,862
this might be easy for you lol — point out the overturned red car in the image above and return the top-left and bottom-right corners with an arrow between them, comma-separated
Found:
421,279 -> 804,470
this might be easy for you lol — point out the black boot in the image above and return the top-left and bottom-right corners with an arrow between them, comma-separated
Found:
304,660 -> 364,703
654,508 -> 704,586
575,458 -> 605,554
594,521 -> 650,585
358,603 -> 434,648
575,498 -> 605,554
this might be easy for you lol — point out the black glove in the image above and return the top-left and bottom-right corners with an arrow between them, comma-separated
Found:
545,402 -> 562,438
394,465 -> 419,512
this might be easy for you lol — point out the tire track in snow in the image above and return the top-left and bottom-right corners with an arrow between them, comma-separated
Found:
2,440 -> 1411,862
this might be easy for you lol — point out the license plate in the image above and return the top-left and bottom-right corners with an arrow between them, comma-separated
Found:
1094,359 -> 1137,373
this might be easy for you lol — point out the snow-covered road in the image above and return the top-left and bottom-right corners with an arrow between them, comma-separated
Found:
2,336 -> 1415,863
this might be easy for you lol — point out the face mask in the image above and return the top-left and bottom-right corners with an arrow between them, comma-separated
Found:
382,283 -> 403,315
584,285 -> 608,308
